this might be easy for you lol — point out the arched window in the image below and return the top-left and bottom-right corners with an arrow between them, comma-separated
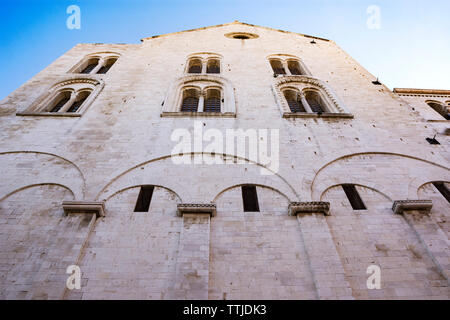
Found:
161,75 -> 235,117
19,78 -> 103,117
270,59 -> 286,75
304,90 -> 326,113
66,90 -> 91,113
80,58 -> 99,74
49,91 -> 72,112
287,60 -> 303,75
427,101 -> 450,120
204,88 -> 222,112
181,88 -> 200,112
97,58 -> 117,74
187,59 -> 202,74
274,77 -> 351,118
207,59 -> 220,74
71,54 -> 120,74
283,89 -> 305,113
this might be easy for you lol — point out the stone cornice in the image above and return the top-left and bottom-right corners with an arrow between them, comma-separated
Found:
62,201 -> 105,217
288,201 -> 330,216
392,200 -> 433,215
177,203 -> 217,217
394,88 -> 450,98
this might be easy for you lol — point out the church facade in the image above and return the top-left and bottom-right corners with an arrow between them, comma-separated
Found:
0,21 -> 449,300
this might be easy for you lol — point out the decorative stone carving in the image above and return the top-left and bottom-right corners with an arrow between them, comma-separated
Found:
177,203 -> 217,217
62,200 -> 106,217
272,75 -> 352,117
161,74 -> 236,117
17,76 -> 104,116
288,201 -> 330,216
392,200 -> 433,215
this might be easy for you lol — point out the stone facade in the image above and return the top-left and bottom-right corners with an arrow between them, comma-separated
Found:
0,21 -> 449,300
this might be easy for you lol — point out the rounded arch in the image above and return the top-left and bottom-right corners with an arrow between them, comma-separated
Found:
68,52 -> 121,74
95,152 -> 299,202
319,183 -> 392,202
162,74 -> 236,114
425,100 -> 449,119
273,75 -> 349,114
213,183 -> 291,203
311,152 -> 450,201
417,180 -> 450,199
21,76 -> 104,115
187,52 -> 223,60
0,150 -> 86,199
266,53 -> 300,60
0,183 -> 75,203
103,184 -> 182,203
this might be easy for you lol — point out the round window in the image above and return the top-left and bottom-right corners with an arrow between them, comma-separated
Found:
224,32 -> 259,40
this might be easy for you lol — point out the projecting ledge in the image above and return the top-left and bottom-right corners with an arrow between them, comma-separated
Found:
62,201 -> 105,217
392,200 -> 433,215
282,112 -> 354,119
177,203 -> 217,217
288,201 -> 330,216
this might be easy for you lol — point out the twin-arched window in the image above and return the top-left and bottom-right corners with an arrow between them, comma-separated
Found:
186,54 -> 221,74
273,76 -> 352,118
48,89 -> 92,113
180,87 -> 223,113
269,57 -> 310,76
71,53 -> 119,75
18,78 -> 103,116
427,101 -> 450,120
282,88 -> 327,114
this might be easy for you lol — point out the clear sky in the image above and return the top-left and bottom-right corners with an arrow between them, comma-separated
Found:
1,0 -> 449,100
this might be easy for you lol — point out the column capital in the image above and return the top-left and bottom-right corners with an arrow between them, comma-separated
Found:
62,200 -> 105,217
288,201 -> 330,216
177,203 -> 216,217
392,200 -> 432,215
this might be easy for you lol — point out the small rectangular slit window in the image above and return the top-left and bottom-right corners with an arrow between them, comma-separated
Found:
426,137 -> 440,145
242,186 -> 260,212
134,186 -> 154,212
433,182 -> 450,203
342,184 -> 366,210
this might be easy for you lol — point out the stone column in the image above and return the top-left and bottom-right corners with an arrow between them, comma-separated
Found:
90,58 -> 106,74
201,60 -> 207,74
393,200 -> 450,283
198,94 -> 205,112
289,202 -> 353,299
283,61 -> 291,75
170,204 -> 216,299
299,94 -> 313,113
59,92 -> 78,113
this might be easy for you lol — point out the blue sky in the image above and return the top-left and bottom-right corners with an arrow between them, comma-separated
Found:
0,0 -> 449,100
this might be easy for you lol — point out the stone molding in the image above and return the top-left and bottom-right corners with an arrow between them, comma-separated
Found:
288,201 -> 330,216
17,76 -> 104,116
62,200 -> 105,217
394,88 -> 450,98
177,203 -> 217,217
272,75 -> 351,116
161,74 -> 236,116
67,52 -> 121,74
282,112 -> 353,119
392,200 -> 433,215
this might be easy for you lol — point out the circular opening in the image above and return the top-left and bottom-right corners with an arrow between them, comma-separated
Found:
225,32 -> 259,40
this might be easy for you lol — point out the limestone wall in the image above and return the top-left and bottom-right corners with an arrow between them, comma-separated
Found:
0,22 -> 448,299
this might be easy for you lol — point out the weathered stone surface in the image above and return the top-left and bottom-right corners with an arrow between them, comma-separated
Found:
0,22 -> 449,299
